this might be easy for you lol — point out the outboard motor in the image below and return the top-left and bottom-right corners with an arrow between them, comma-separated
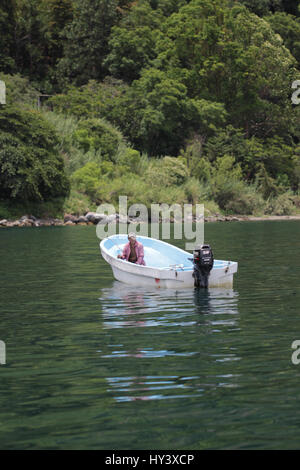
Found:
192,244 -> 214,288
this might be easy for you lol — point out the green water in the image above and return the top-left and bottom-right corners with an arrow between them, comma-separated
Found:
0,221 -> 300,450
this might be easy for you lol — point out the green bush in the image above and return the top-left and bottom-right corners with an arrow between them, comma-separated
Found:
225,185 -> 266,215
1,73 -> 39,107
183,177 -> 211,204
95,175 -> 150,207
203,200 -> 222,216
71,162 -> 102,198
264,192 -> 297,215
115,148 -> 142,175
144,156 -> 189,187
152,185 -> 186,206
63,189 -> 95,216
210,155 -> 244,210
0,198 -> 67,219
73,118 -> 124,162
0,106 -> 70,202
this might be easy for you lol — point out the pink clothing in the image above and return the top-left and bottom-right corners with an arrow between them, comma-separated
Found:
121,240 -> 146,265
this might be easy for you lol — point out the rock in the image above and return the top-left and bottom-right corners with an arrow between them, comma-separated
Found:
85,212 -> 106,224
6,220 -> 20,227
21,216 -> 38,226
64,220 -> 75,226
77,215 -> 88,224
23,220 -> 34,227
64,213 -> 78,223
0,219 -> 8,226
19,215 -> 36,224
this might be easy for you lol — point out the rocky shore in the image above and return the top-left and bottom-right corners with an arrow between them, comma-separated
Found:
1,211 -> 300,228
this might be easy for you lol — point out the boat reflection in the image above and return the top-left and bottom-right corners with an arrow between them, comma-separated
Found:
105,373 -> 241,402
99,282 -> 241,403
100,281 -> 239,330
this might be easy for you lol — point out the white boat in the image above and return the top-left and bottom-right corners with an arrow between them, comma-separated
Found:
100,234 -> 238,289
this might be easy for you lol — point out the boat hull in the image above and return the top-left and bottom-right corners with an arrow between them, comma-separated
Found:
111,264 -> 235,288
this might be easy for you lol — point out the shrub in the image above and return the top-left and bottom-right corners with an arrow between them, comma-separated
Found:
0,106 -> 70,202
203,200 -> 222,216
1,73 -> 40,107
210,155 -> 244,210
72,118 -> 124,162
0,198 -> 67,219
225,185 -> 266,215
183,177 -> 211,204
63,189 -> 95,216
264,192 -> 296,215
95,175 -> 150,207
115,148 -> 142,175
151,185 -> 187,206
71,162 -> 102,198
144,156 -> 189,187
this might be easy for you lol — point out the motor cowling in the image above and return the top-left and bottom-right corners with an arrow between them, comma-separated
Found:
192,244 -> 214,288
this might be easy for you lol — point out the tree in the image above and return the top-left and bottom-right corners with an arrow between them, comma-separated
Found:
0,0 -> 17,72
106,67 -> 227,155
14,0 -> 49,84
154,1 -> 299,140
39,0 -> 74,70
237,0 -> 300,17
57,0 -> 120,86
0,105 -> 70,201
73,117 -> 124,161
104,0 -> 165,82
265,12 -> 300,66
105,25 -> 160,82
204,125 -> 296,183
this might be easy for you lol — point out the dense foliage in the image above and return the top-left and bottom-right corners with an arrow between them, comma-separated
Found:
0,104 -> 70,202
0,0 -> 300,217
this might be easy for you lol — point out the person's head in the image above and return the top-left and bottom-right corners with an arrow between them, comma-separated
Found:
128,232 -> 136,245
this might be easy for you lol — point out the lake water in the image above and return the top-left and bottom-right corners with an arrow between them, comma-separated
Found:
0,221 -> 300,449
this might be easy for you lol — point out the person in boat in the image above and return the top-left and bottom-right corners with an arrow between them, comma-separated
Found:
117,232 -> 146,265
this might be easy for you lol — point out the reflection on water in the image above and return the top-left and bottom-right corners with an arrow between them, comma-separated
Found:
101,282 -> 239,328
1,222 -> 300,448
106,373 -> 240,403
99,282 -> 240,403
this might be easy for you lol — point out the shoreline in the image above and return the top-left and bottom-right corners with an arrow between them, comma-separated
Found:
1,212 -> 300,228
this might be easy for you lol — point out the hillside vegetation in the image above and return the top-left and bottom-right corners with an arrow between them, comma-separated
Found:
0,0 -> 300,218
